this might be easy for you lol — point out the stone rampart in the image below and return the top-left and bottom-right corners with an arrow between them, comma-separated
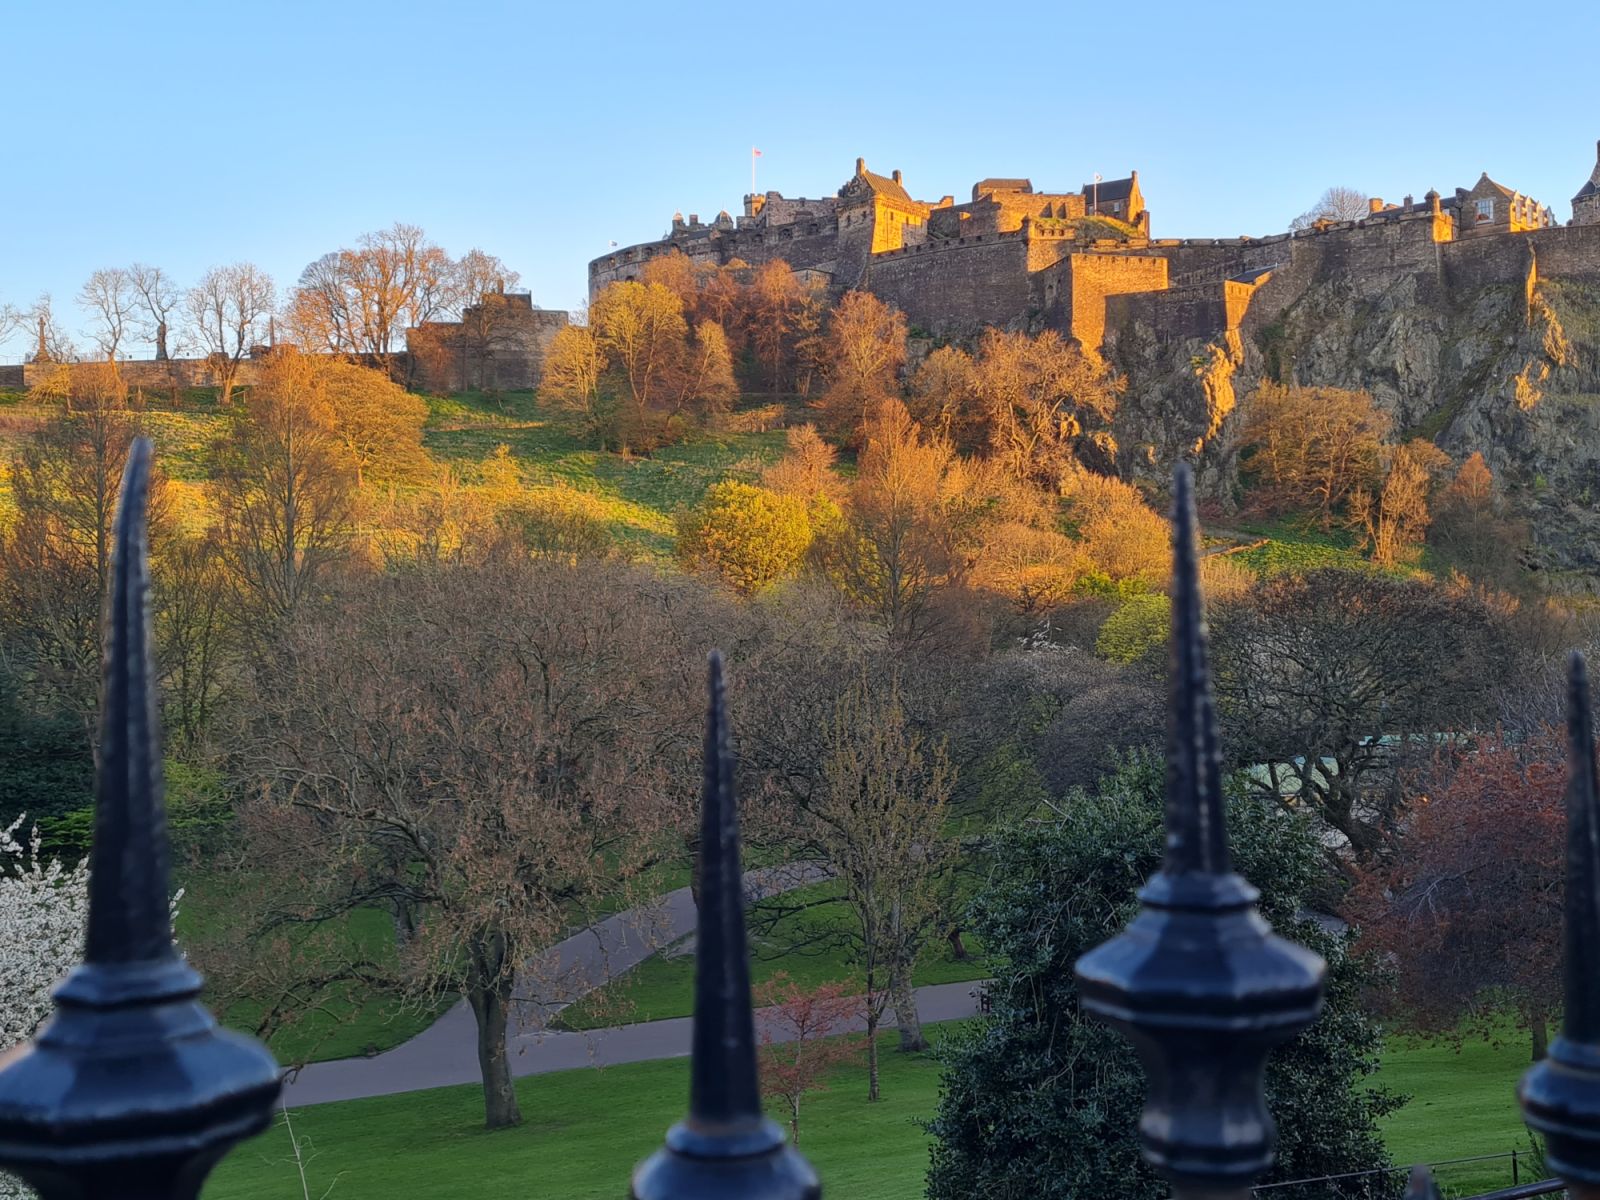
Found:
864,235 -> 1032,335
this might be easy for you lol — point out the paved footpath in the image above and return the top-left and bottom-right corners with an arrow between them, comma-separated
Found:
282,862 -> 984,1107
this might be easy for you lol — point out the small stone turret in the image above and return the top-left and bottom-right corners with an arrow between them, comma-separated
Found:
1574,139 -> 1600,227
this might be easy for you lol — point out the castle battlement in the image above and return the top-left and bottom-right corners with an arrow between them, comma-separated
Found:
588,146 -> 1600,356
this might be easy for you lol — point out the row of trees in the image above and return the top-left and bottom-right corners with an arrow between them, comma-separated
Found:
3,224 -> 519,402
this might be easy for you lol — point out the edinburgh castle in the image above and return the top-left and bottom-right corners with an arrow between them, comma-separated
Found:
588,146 -> 1600,358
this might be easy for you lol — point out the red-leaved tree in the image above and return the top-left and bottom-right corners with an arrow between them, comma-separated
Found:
754,973 -> 864,1144
1353,731 -> 1566,1059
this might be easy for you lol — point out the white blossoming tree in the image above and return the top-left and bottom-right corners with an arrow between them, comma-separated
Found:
0,815 -> 88,1199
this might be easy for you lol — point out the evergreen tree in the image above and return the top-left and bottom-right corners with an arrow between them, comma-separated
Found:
925,757 -> 1402,1200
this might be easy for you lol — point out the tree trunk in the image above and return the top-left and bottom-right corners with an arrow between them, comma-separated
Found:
947,926 -> 969,961
465,959 -> 522,1129
890,965 -> 926,1052
866,1007 -> 881,1102
1531,1010 -> 1550,1062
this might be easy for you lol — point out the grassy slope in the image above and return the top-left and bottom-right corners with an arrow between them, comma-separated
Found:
202,1025 -> 1537,1200
421,391 -> 788,556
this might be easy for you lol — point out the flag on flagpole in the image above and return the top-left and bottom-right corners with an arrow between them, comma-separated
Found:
1093,173 -> 1103,182
753,148 -> 762,157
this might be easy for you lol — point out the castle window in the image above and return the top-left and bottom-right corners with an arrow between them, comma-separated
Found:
1476,198 -> 1495,222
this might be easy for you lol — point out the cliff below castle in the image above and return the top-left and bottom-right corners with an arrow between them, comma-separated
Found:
1105,223 -> 1600,583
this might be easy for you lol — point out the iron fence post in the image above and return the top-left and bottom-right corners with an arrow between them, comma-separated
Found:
0,439 -> 281,1199
631,652 -> 819,1200
1075,464 -> 1327,1200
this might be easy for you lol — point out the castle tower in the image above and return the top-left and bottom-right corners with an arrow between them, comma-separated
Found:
1573,140 -> 1600,226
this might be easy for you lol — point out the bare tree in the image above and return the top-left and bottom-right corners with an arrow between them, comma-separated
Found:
128,263 -> 180,360
233,557 -> 710,1129
814,672 -> 954,1097
1290,185 -> 1373,231
78,268 -> 138,360
185,263 -> 275,403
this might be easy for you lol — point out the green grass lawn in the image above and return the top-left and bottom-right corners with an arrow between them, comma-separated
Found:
556,882 -> 989,1031
201,1023 -> 1539,1200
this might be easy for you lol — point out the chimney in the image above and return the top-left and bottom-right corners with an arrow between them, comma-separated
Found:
856,157 -> 866,177
1368,197 -> 1384,214
1404,194 -> 1414,209
892,169 -> 902,185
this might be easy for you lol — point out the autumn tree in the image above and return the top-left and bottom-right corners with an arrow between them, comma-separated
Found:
234,556 -> 711,1128
77,268 -> 138,360
817,290 -> 906,437
185,263 -> 275,403
1060,468 -> 1170,588
1350,438 -> 1451,566
971,330 -> 1119,485
1290,185 -> 1374,231
210,348 -> 355,627
1212,569 -> 1513,868
1430,452 -> 1528,585
754,973 -> 864,1144
814,673 -> 954,1099
743,261 -> 821,394
288,224 -> 461,359
908,345 -> 982,448
590,280 -> 687,412
1353,732 -> 1565,1060
319,359 -> 430,486
761,424 -> 841,502
541,322 -> 612,440
1238,383 -> 1390,526
676,480 -> 813,594
675,321 -> 738,420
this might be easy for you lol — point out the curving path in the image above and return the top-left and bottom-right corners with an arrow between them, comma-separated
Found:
283,862 -> 983,1107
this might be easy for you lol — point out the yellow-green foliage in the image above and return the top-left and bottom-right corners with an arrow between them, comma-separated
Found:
1096,592 -> 1170,664
501,484 -> 615,561
676,479 -> 812,594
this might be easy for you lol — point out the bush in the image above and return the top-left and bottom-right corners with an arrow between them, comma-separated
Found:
1095,592 -> 1169,664
925,758 -> 1401,1200
676,480 -> 812,594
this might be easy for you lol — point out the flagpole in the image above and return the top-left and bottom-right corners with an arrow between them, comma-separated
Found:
751,146 -> 757,197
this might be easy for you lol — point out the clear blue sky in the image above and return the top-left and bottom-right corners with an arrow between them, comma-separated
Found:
4,0 -> 1596,358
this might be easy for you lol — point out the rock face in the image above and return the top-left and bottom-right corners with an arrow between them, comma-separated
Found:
1105,223 -> 1600,581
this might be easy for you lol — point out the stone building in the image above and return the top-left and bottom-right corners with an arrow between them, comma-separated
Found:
1573,141 -> 1600,226
1455,172 -> 1556,237
406,290 -> 568,392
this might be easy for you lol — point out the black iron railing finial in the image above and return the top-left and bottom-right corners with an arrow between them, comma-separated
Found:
0,437 -> 281,1200
632,651 -> 819,1200
1520,651 -> 1600,1192
1074,463 -> 1327,1200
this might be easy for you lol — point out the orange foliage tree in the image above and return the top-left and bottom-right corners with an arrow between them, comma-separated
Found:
1352,732 -> 1567,1059
754,973 -> 864,1144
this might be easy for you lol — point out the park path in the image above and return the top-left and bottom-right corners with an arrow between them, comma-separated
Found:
282,861 -> 983,1107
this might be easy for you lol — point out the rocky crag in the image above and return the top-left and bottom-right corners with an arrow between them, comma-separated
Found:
1105,220 -> 1600,582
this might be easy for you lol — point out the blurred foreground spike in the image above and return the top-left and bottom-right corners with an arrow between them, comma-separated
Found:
1519,651 -> 1600,1188
1073,463 -> 1326,1199
632,651 -> 820,1200
0,437 -> 281,1200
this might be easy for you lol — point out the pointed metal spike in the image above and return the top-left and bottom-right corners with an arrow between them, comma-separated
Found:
688,649 -> 764,1122
632,651 -> 818,1199
0,437 -> 282,1197
86,436 -> 176,965
1073,465 -> 1326,1195
1564,650 -> 1600,1042
1165,461 -> 1229,876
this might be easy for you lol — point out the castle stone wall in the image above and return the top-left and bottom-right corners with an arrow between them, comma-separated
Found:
864,235 -> 1032,335
1061,253 -> 1170,349
1107,284 -> 1226,343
